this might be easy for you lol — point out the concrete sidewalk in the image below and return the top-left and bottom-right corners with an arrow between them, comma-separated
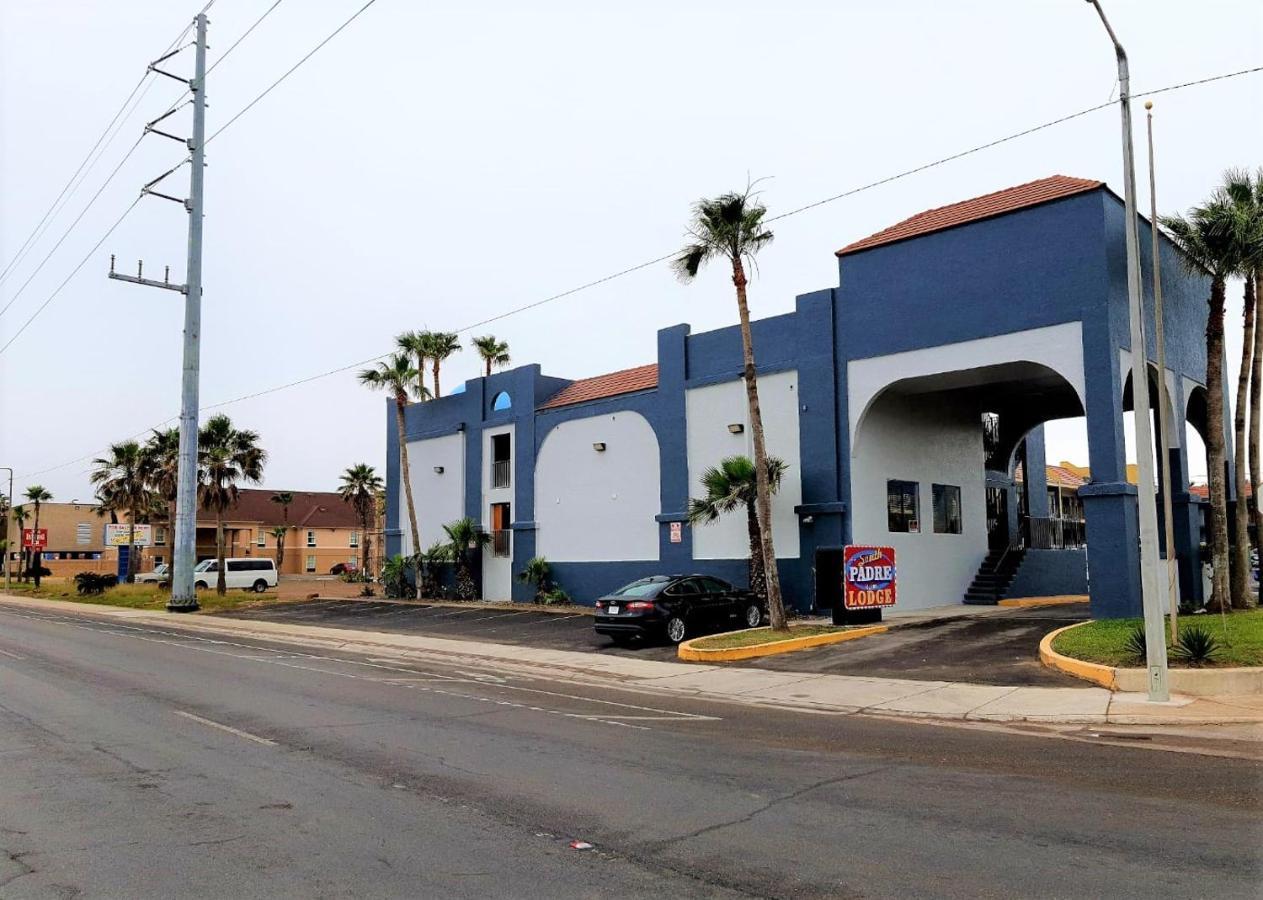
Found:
2,593 -> 1259,729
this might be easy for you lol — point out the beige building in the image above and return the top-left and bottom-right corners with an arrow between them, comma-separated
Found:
3,500 -> 137,579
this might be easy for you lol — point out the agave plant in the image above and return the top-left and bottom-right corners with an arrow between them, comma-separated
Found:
1123,625 -> 1147,663
1172,625 -> 1222,666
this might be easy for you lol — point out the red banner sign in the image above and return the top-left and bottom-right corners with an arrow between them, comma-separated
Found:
843,545 -> 897,609
22,528 -> 48,550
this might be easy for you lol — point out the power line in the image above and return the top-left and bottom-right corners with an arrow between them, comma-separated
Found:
207,0 -> 287,77
16,62 -> 1263,480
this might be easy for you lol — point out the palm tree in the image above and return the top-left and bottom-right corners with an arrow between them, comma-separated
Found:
141,427 -> 181,545
339,463 -> 383,580
22,485 -> 52,588
197,415 -> 267,595
10,504 -> 26,582
688,455 -> 788,606
443,516 -> 490,600
90,441 -> 152,583
360,352 -> 428,598
269,491 -> 294,562
1163,198 -> 1242,612
472,335 -> 511,378
424,331 -> 462,398
269,525 -> 289,571
673,186 -> 788,630
396,331 -> 431,400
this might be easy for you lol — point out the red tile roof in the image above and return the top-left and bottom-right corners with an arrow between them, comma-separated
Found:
836,175 -> 1104,256
227,489 -> 360,529
538,363 -> 658,410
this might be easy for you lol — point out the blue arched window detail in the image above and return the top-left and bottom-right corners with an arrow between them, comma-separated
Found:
450,383 -> 467,395
492,391 -> 512,412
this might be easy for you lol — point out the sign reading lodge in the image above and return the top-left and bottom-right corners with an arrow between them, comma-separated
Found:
842,545 -> 897,609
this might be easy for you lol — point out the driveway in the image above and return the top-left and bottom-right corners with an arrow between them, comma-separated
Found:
218,598 -> 683,662
738,603 -> 1091,686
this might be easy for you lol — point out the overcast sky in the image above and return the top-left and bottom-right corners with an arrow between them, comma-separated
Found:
1,0 -> 1260,502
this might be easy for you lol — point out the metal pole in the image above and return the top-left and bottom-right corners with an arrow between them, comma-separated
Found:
1,467 -> 11,593
1087,0 -> 1169,701
169,12 -> 207,612
1145,101 -> 1180,643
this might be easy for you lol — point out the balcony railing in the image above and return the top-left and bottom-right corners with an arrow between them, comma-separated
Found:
1024,516 -> 1087,550
491,529 -> 511,558
491,459 -> 511,489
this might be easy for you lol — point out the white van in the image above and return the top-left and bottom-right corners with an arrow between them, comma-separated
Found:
193,557 -> 278,593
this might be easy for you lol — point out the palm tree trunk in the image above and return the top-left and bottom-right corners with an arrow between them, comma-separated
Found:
216,513 -> 227,595
1206,276 -> 1232,612
1253,272 -> 1263,606
395,396 -> 423,599
276,534 -> 285,572
432,360 -> 442,399
745,499 -> 767,606
1232,276 -> 1256,609
485,358 -> 492,378
731,257 -> 787,630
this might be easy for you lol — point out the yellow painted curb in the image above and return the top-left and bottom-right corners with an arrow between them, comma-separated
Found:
1039,621 -> 1118,689
678,625 -> 889,662
998,595 -> 1089,608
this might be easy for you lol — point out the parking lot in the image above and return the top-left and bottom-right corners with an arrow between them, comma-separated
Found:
219,597 -> 1090,684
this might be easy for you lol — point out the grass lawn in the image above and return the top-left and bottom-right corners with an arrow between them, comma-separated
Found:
1052,609 -> 1263,668
0,580 -> 282,614
690,624 -> 871,650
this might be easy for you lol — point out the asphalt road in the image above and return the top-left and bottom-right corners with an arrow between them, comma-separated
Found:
1,603 -> 1260,899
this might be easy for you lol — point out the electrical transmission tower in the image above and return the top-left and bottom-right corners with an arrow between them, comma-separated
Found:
109,13 -> 208,612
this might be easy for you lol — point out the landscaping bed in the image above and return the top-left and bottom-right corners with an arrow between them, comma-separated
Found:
0,581 -> 282,614
1051,609 -> 1263,668
690,624 -> 857,650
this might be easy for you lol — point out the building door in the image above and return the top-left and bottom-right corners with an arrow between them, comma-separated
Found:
482,503 -> 513,600
813,548 -> 844,611
985,487 -> 1009,551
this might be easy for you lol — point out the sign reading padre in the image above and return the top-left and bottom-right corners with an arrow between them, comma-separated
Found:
842,545 -> 897,610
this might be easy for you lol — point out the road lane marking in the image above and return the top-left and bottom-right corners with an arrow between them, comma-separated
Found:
174,710 -> 277,746
0,647 -> 25,660
515,614 -> 584,627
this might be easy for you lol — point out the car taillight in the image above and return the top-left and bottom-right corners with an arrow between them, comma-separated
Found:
626,601 -> 655,611
595,600 -> 605,609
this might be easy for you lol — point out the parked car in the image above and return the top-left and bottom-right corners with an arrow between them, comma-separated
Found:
193,558 -> 278,593
593,574 -> 764,645
330,562 -> 359,576
135,563 -> 169,584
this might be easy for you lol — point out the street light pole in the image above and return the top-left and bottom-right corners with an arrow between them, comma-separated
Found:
1085,0 -> 1169,702
1145,100 -> 1180,643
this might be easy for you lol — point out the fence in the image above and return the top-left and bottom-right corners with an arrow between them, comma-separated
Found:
491,459 -> 511,489
1025,516 -> 1087,550
492,529 -> 511,558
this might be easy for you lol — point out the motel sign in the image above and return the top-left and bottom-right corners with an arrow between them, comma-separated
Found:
843,545 -> 897,609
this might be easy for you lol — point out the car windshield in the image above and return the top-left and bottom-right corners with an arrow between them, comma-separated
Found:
609,577 -> 669,598
194,560 -> 215,572
154,565 -> 168,574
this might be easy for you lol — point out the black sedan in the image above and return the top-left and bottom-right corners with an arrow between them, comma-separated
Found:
593,574 -> 765,645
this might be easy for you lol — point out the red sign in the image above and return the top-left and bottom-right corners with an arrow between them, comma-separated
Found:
22,528 -> 48,550
669,521 -> 683,544
843,545 -> 897,609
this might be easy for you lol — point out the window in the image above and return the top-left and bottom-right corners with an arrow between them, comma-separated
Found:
349,554 -> 358,568
887,480 -> 920,533
154,525 -> 167,545
305,554 -> 316,573
256,528 -> 266,547
306,530 -> 316,547
491,433 -> 511,488
154,555 -> 164,566
350,530 -> 359,548
491,391 -> 512,412
932,484 -> 962,534
76,523 -> 91,545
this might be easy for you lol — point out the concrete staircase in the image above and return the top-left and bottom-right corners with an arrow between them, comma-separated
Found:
963,546 -> 1026,605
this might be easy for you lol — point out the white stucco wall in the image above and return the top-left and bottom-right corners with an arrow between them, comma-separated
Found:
534,411 -> 660,562
398,432 -> 465,556
481,424 -> 515,599
848,322 -> 1086,447
685,371 -> 802,560
850,393 -> 988,611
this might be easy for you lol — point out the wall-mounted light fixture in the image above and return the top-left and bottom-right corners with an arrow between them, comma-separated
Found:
727,423 -> 744,434
592,442 -> 606,452
433,466 -> 445,474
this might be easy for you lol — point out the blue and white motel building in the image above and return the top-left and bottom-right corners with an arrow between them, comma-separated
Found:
385,175 -> 1227,620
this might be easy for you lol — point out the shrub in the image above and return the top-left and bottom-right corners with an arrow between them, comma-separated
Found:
24,565 -> 52,578
1123,625 -> 1147,663
1172,625 -> 1222,666
358,584 -> 376,598
540,587 -> 571,606
74,572 -> 118,595
382,554 -> 411,599
518,556 -> 553,602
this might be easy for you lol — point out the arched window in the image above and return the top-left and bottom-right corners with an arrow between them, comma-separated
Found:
492,391 -> 512,412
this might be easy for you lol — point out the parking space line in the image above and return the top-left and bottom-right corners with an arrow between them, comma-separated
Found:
515,614 -> 585,627
462,611 -> 531,624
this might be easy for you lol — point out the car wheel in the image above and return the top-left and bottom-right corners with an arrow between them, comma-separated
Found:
743,603 -> 763,629
665,614 -> 689,645
252,579 -> 268,593
194,580 -> 208,590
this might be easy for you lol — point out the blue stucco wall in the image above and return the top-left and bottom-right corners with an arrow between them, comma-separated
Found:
1007,548 -> 1089,598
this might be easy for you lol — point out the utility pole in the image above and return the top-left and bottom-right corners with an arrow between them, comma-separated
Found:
1145,101 -> 1179,643
0,467 -> 12,593
109,13 -> 208,612
1085,0 -> 1169,702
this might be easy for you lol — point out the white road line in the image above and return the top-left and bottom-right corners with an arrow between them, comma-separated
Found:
462,611 -> 530,623
174,710 -> 277,746
0,647 -> 26,660
515,614 -> 584,627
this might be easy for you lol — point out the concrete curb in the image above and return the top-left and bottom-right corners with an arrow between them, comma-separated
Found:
999,596 -> 1089,609
678,625 -> 888,662
1040,621 -> 1263,697
314,596 -> 594,617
